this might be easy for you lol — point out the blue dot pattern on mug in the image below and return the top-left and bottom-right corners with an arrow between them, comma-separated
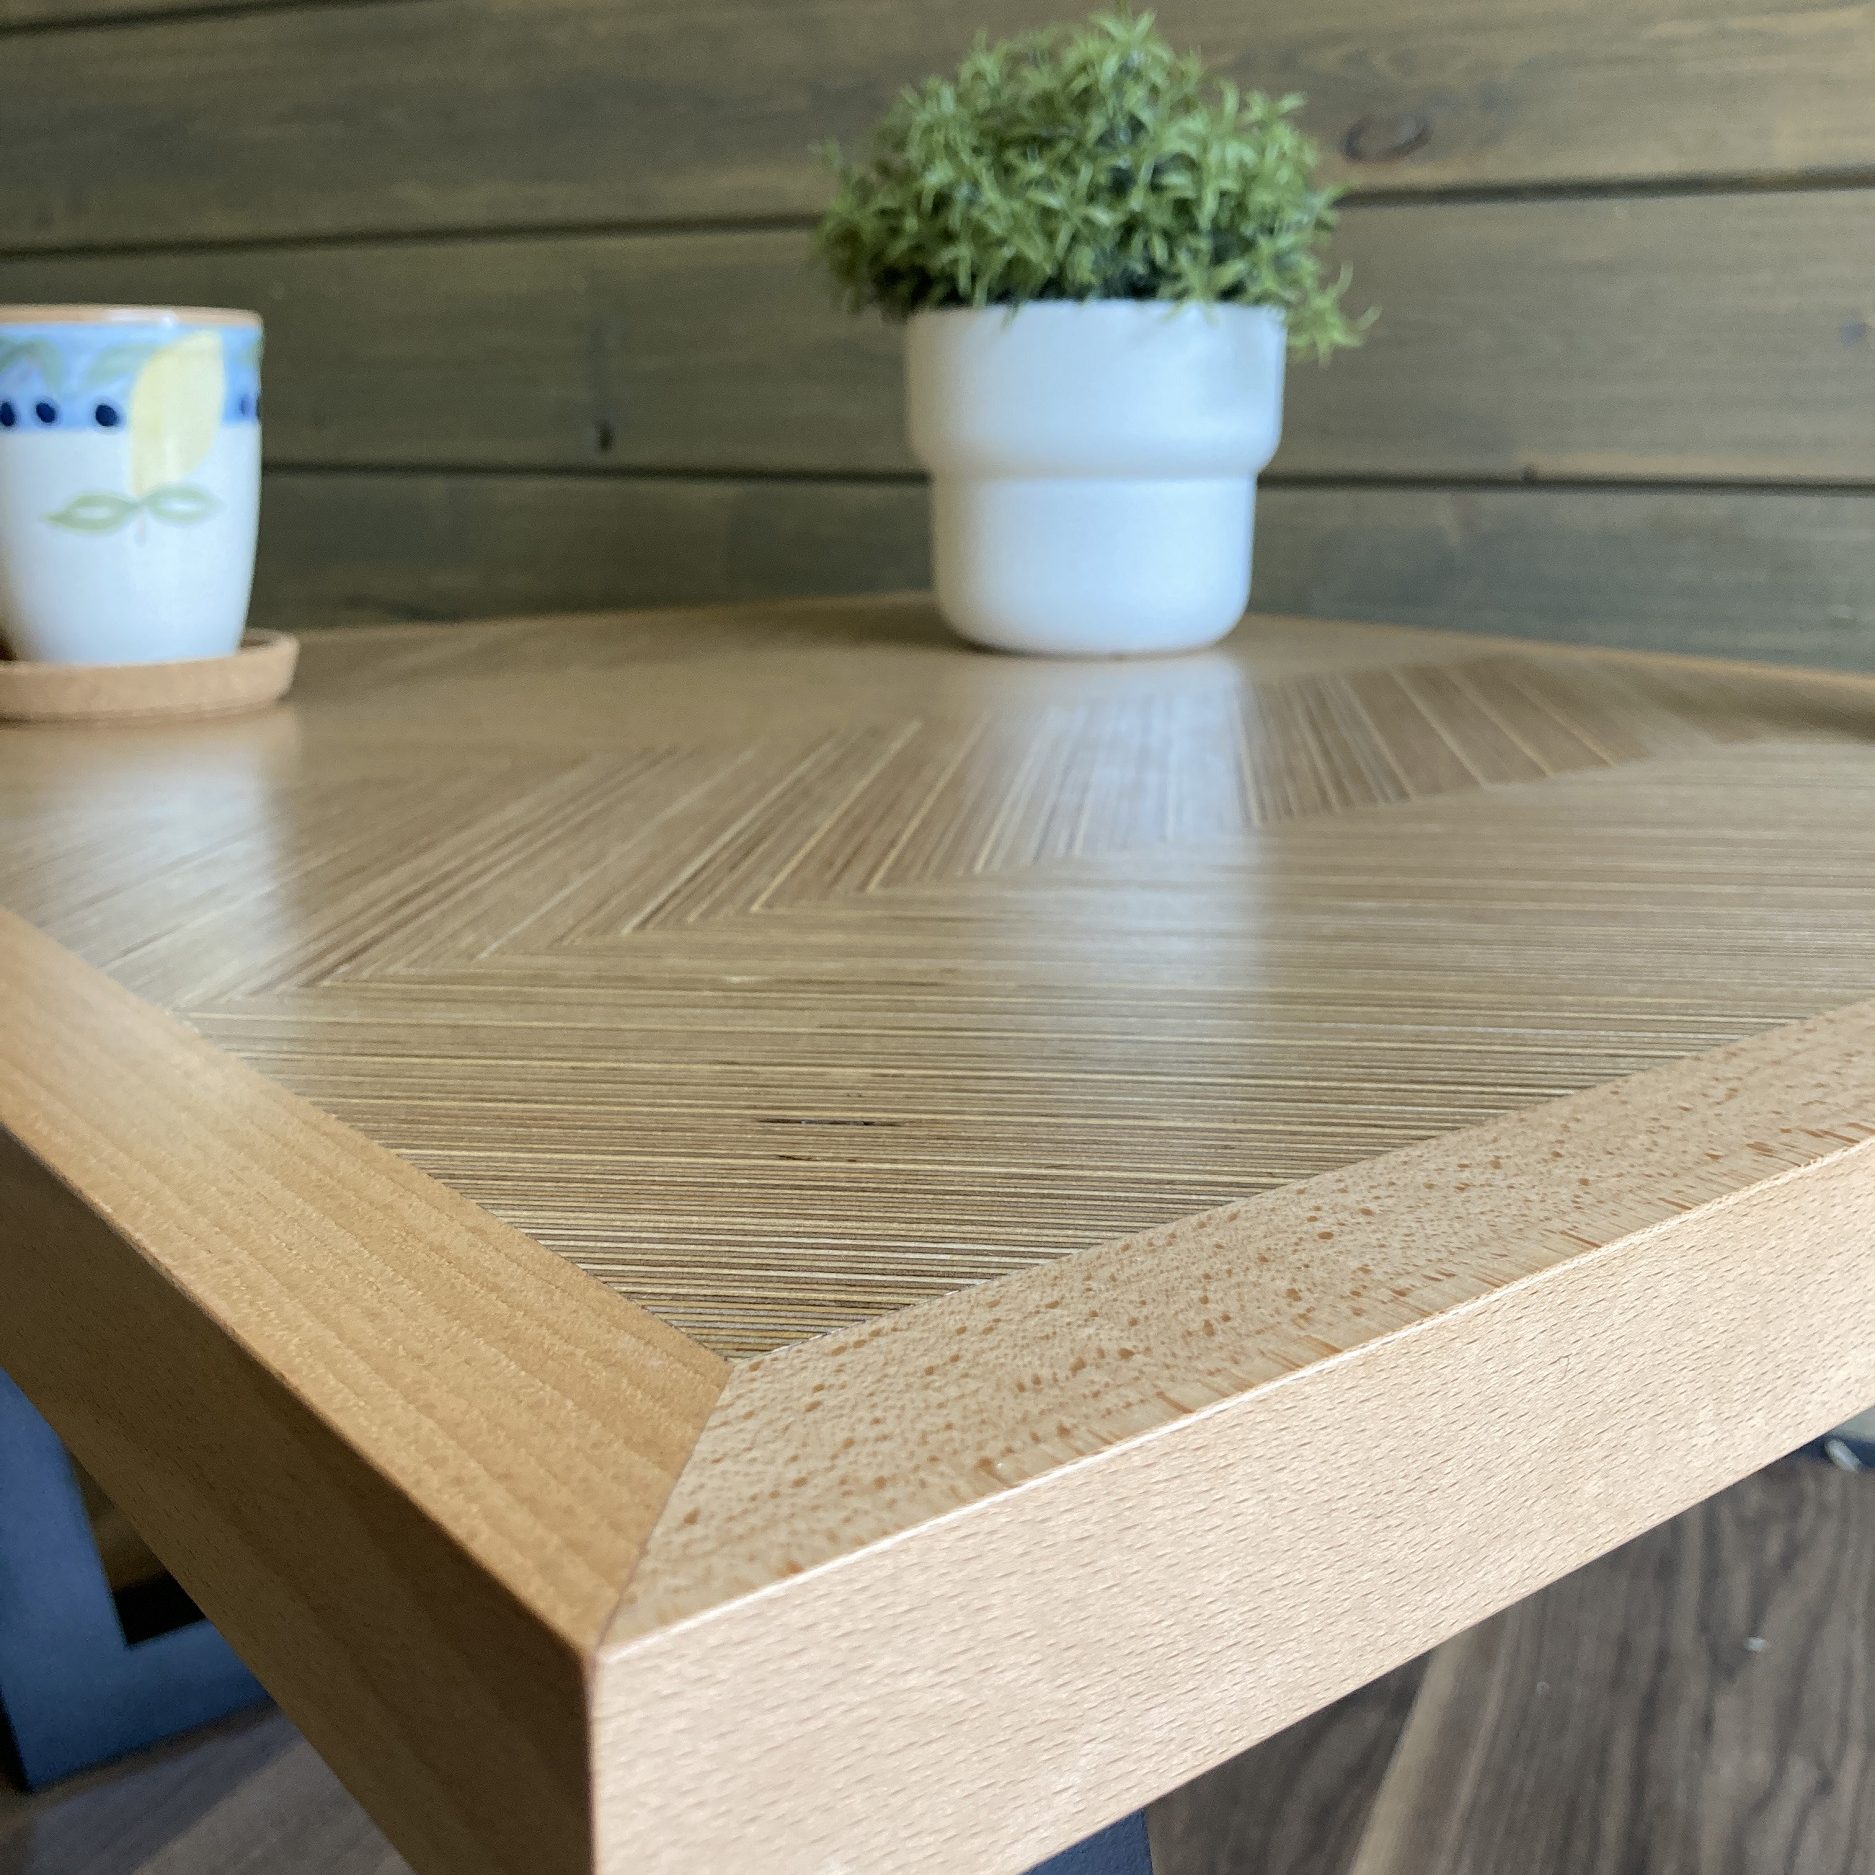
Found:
0,323 -> 262,430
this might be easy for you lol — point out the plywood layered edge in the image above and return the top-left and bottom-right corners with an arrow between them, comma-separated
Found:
590,1002 -> 1875,1875
0,908 -> 726,1875
7,907 -> 1875,1875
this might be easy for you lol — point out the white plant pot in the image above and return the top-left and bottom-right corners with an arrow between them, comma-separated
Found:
907,301 -> 1285,657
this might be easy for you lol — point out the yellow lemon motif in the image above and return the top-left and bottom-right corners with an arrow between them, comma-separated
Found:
128,332 -> 225,497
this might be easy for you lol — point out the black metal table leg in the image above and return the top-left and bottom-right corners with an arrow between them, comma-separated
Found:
0,1367 -> 266,1789
1029,1809 -> 1154,1874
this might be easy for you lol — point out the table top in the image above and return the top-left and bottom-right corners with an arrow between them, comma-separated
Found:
3,597 -> 1874,1875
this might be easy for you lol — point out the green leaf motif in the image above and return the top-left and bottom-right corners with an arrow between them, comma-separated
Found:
142,483 -> 221,525
44,491 -> 141,533
81,341 -> 162,391
0,337 -> 64,394
43,483 -> 222,533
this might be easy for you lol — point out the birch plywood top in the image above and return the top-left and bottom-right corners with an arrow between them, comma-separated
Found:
3,597 -> 1875,1875
5,598 -> 1874,1358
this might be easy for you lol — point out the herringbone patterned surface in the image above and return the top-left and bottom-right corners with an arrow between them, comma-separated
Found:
4,598 -> 1873,1355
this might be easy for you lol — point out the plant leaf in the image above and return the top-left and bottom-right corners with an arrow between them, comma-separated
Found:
810,4 -> 1371,353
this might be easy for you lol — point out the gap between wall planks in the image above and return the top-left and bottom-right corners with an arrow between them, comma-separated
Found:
2,0 -> 1873,243
4,192 -> 1871,485
589,1002 -> 1875,1875
0,908 -> 727,1875
0,0 -> 301,25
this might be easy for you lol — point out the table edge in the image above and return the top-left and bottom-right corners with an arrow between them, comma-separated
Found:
591,999 -> 1875,1871
9,665 -> 1875,1870
0,909 -> 725,1873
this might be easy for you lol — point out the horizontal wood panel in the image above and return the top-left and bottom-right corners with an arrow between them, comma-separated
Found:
1296,191 -> 1875,483
4,0 -> 1873,251
250,471 -> 1875,668
0,227 -> 900,476
1264,482 -> 1875,666
10,191 -> 1871,483
251,472 -> 927,630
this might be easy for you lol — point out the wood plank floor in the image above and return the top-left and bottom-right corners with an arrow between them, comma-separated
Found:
4,1457 -> 1869,1875
1152,1455 -> 1875,1875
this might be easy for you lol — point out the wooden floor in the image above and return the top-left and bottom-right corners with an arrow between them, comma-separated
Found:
4,1457 -> 1868,1875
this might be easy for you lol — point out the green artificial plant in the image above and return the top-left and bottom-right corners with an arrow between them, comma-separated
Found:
815,9 -> 1364,358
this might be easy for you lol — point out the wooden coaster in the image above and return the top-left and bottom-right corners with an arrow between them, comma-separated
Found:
0,631 -> 298,724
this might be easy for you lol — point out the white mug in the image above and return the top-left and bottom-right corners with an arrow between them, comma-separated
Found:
0,305 -> 262,665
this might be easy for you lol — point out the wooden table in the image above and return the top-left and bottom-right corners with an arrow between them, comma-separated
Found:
2,597 -> 1872,1875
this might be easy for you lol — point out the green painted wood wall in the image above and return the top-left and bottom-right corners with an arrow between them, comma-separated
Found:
2,0 -> 1871,660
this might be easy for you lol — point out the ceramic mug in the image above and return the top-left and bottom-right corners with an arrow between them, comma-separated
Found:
0,305 -> 262,665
